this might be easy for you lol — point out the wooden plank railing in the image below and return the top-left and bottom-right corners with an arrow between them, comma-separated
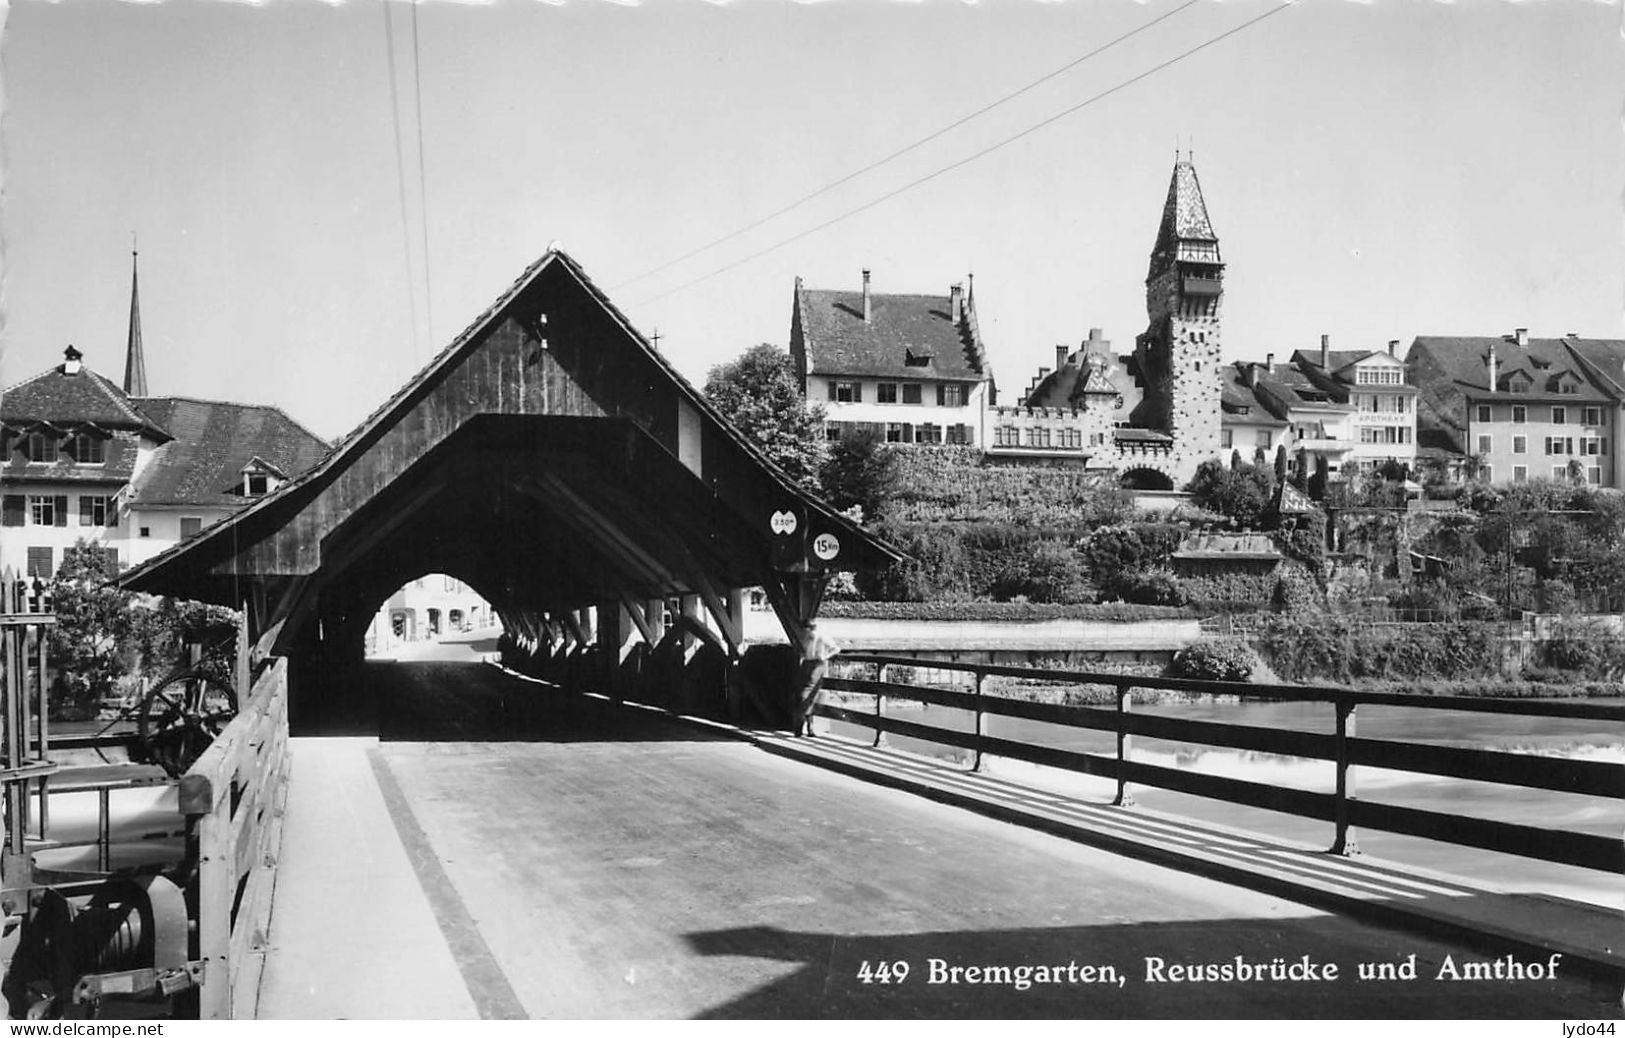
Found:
819,652 -> 1625,873
179,656 -> 291,1021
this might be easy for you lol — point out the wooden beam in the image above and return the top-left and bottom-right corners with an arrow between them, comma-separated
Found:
618,594 -> 659,646
521,473 -> 679,589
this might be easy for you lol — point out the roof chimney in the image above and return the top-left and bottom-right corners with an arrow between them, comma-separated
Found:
1319,334 -> 1329,369
862,269 -> 872,323
63,345 -> 83,376
1514,327 -> 1528,348
1244,362 -> 1258,389
950,282 -> 963,323
1486,341 -> 1499,390
1056,344 -> 1068,370
1265,352 -> 1274,373
1388,339 -> 1399,357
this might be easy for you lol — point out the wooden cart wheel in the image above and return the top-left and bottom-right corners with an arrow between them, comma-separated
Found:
136,670 -> 238,777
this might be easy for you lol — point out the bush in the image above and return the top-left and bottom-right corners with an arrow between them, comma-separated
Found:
1114,570 -> 1188,606
989,540 -> 1092,604
820,601 -> 1196,622
1167,640 -> 1259,682
1178,573 -> 1276,611
1252,614 -> 1505,683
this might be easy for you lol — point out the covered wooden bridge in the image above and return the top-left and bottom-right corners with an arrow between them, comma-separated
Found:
119,247 -> 900,730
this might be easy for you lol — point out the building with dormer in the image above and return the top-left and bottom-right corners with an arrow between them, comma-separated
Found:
789,270 -> 992,447
1289,337 -> 1418,473
0,253 -> 328,576
1408,330 -> 1625,487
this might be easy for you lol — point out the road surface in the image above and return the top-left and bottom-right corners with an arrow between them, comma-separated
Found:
262,635 -> 1619,1019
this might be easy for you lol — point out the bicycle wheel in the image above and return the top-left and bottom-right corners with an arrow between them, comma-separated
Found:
136,670 -> 238,777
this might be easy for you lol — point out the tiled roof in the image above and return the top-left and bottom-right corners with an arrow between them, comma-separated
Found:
1024,353 -> 1121,408
1557,338 -> 1625,398
796,288 -> 989,381
1,359 -> 168,437
1406,336 -> 1617,396
125,397 -> 328,507
1218,364 -> 1289,425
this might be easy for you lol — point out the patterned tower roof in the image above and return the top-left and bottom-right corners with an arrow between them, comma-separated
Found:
1149,158 -> 1220,275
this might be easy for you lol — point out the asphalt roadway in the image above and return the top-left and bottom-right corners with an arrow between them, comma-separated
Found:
257,637 -> 1620,1019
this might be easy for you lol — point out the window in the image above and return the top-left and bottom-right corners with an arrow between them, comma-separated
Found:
1589,467 -> 1602,485
139,526 -> 151,538
1219,429 -> 1233,449
1512,436 -> 1527,455
1,495 -> 22,527
1059,428 -> 1082,449
65,432 -> 106,464
1581,436 -> 1608,456
180,516 -> 204,540
1561,382 -> 1579,395
1255,430 -> 1272,449
830,380 -> 862,403
25,547 -> 52,579
28,496 -> 63,527
915,423 -> 942,445
1584,407 -> 1602,427
1512,405 -> 1527,424
1027,427 -> 1051,448
884,423 -> 912,444
1513,466 -> 1528,482
1545,436 -> 1574,456
994,425 -> 1019,447
824,423 -> 843,442
1475,405 -> 1491,423
1481,465 -> 1492,482
1089,432 -> 1106,447
1552,406 -> 1566,424
937,384 -> 966,407
946,424 -> 971,446
1477,435 -> 1492,454
244,472 -> 271,496
876,383 -> 898,404
79,495 -> 116,527
1553,466 -> 1568,479
901,384 -> 923,405
25,432 -> 58,463
1356,367 -> 1403,385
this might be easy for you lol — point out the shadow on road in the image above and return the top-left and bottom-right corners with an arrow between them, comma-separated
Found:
294,660 -> 732,744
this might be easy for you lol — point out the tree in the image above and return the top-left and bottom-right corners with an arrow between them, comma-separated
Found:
1185,459 -> 1277,529
47,541 -> 135,720
819,428 -> 899,522
703,344 -> 827,488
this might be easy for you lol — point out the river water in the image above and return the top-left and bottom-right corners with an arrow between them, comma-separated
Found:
824,696 -> 1624,909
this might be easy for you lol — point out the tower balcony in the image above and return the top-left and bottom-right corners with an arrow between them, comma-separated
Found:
1181,274 -> 1222,297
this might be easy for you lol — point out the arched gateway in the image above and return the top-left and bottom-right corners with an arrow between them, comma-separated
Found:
118,248 -> 900,729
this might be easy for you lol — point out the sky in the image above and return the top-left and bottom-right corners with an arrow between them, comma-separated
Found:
0,0 -> 1620,442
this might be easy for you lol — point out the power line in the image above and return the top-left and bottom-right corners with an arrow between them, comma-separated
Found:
631,1 -> 1295,311
611,0 -> 1203,293
382,0 -> 423,363
410,0 -> 435,347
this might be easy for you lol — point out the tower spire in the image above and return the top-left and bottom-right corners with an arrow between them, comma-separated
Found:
123,246 -> 148,396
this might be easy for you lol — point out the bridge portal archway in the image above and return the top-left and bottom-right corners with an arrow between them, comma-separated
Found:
121,249 -> 900,731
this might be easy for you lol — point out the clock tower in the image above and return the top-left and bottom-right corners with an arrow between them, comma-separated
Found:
1130,157 -> 1224,466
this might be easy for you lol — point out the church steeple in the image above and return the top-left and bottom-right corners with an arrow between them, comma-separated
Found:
123,248 -> 148,397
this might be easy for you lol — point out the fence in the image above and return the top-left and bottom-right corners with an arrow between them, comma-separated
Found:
819,652 -> 1624,872
179,654 -> 290,1020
